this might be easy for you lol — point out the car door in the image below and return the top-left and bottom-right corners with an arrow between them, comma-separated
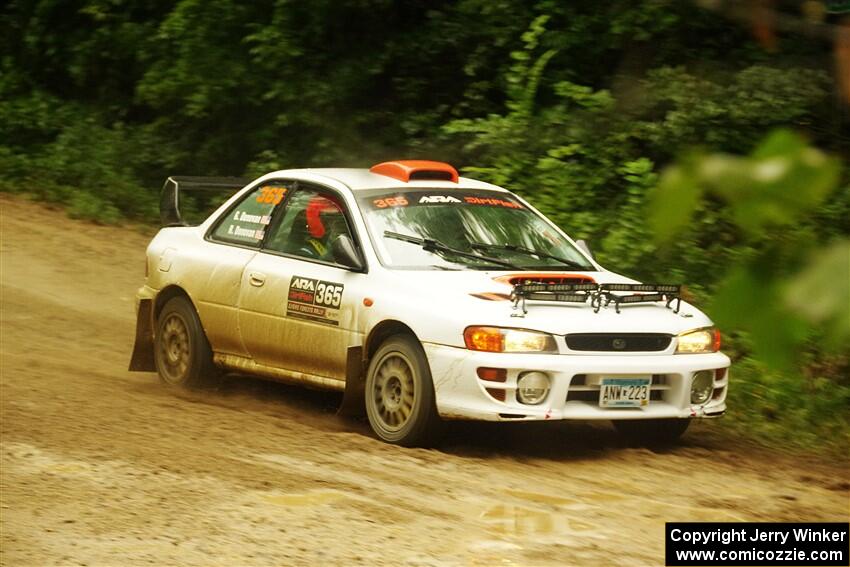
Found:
196,181 -> 291,356
237,183 -> 368,383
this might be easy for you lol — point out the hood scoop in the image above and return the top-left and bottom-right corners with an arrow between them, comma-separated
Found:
471,273 -> 596,302
493,273 -> 596,286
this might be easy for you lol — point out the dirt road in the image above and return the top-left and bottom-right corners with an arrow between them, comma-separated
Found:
1,195 -> 847,566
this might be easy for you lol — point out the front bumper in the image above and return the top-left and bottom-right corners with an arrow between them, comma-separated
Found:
424,343 -> 729,422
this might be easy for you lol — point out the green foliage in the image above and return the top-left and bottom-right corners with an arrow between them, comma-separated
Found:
652,130 -> 840,239
725,354 -> 850,452
635,66 -> 831,154
0,105 -> 159,223
785,240 -> 850,350
67,191 -> 123,224
650,130 -> 849,449
599,158 -> 659,272
651,130 -> 846,367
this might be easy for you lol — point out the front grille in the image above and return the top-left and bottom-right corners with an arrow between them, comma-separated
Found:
565,333 -> 672,352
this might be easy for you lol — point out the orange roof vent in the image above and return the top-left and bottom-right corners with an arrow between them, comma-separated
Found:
370,160 -> 458,183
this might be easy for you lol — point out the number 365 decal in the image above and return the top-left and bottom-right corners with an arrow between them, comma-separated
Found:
286,275 -> 345,325
314,281 -> 343,307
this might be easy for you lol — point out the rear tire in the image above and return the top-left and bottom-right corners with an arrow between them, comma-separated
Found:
154,296 -> 219,389
365,335 -> 444,447
612,418 -> 690,445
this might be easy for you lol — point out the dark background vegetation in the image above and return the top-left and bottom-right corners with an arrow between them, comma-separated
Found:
1,0 -> 847,451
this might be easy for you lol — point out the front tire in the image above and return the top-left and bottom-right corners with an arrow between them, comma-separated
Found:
365,335 -> 443,446
612,418 -> 690,445
154,296 -> 219,389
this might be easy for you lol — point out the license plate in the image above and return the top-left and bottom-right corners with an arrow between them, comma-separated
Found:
599,377 -> 651,408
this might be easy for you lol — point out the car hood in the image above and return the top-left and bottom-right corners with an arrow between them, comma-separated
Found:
380,269 -> 713,336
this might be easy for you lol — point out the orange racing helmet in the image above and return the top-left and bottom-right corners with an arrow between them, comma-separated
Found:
305,195 -> 343,239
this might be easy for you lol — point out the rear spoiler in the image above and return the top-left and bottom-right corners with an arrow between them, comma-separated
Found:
160,176 -> 250,227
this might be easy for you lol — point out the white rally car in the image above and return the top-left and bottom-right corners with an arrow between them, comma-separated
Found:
129,160 -> 730,446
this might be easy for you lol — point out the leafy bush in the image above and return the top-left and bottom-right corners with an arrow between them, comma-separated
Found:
67,191 -> 122,224
650,130 -> 849,451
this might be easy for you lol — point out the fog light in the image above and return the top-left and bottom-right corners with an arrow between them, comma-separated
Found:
691,370 -> 714,404
517,371 -> 550,405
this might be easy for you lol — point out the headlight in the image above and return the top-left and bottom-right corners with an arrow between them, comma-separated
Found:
463,327 -> 558,353
691,370 -> 714,404
676,328 -> 721,354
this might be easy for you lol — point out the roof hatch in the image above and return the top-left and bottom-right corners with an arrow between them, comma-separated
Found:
370,160 -> 458,183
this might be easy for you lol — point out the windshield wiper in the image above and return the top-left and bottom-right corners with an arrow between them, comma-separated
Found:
384,231 -> 521,270
470,242 -> 593,270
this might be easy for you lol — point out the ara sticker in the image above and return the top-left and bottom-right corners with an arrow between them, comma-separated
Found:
286,275 -> 344,326
419,195 -> 461,204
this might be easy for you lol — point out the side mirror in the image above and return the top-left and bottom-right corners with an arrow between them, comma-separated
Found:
332,234 -> 365,271
575,239 -> 595,260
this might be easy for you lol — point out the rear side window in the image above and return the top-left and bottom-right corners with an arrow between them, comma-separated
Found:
210,182 -> 292,246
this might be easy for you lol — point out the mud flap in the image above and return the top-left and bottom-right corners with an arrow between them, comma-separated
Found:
128,299 -> 156,371
337,346 -> 365,417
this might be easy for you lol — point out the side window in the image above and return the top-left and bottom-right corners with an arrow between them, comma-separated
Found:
210,182 -> 291,246
265,187 -> 355,264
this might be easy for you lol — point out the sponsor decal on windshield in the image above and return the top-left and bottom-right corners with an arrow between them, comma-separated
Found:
419,195 -> 461,204
372,196 -> 409,208
365,191 -> 524,210
286,275 -> 344,326
463,196 -> 522,209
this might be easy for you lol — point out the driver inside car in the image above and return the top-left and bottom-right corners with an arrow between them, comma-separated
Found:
297,195 -> 349,262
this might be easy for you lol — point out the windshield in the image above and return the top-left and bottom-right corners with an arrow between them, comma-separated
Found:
358,189 -> 595,271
